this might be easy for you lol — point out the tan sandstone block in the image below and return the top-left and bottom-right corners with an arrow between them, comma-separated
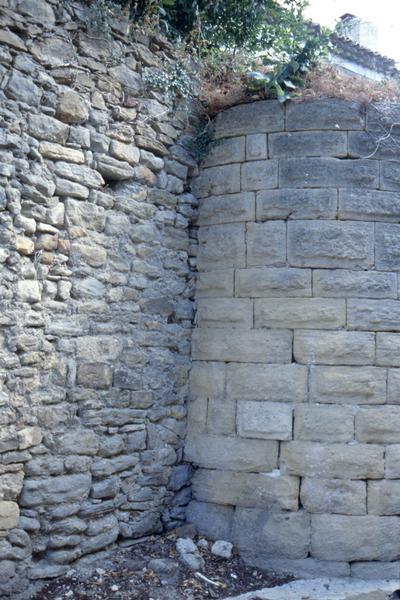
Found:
368,480 -> 400,515
294,404 -> 354,442
237,401 -> 293,440
310,366 -> 387,405
255,298 -> 345,329
356,406 -> 400,443
301,478 -> 366,515
226,363 -> 307,402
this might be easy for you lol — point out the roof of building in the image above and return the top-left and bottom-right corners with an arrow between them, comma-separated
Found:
330,30 -> 399,77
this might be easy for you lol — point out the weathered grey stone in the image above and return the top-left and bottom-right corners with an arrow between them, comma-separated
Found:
191,164 -> 240,198
385,445 -> 400,478
376,333 -> 400,366
375,223 -> 400,271
196,192 -> 255,225
241,159 -> 278,191
294,330 -> 375,365
380,160 -> 400,191
0,501 -> 19,530
313,269 -> 397,299
91,477 -> 120,499
185,434 -> 278,472
246,221 -> 286,266
192,468 -> 298,510
30,37 -> 77,67
301,478 -> 366,515
56,91 -> 89,124
18,0 -> 55,23
186,501 -> 233,540
286,99 -> 364,131
39,142 -> 85,164
196,298 -> 253,328
226,363 -> 307,402
94,154 -> 135,180
270,131 -> 347,157
311,514 -> 400,561
6,71 -> 40,105
211,540 -> 233,559
202,136 -> 245,167
108,65 -> 142,94
197,223 -> 245,271
189,361 -> 225,399
0,29 -> 26,51
351,561 -> 400,580
256,188 -> 337,220
195,270 -> 234,298
91,455 -> 138,477
235,267 -> 311,298
110,140 -> 140,165
310,366 -> 387,404
355,406 -> 400,443
28,114 -> 69,144
348,298 -> 400,331
239,556 -> 351,579
246,134 -> 267,161
213,101 -> 284,138
368,480 -> 400,515
281,441 -> 384,479
192,327 -> 292,363
280,157 -> 378,188
294,404 -> 354,442
288,221 -> 374,268
53,430 -> 99,456
77,363 -> 112,389
16,280 -> 41,303
55,177 -> 89,199
237,401 -> 293,440
339,188 -> 400,221
65,199 -> 105,232
388,369 -> 400,404
255,298 -> 345,329
19,474 -> 91,506
54,162 -> 105,188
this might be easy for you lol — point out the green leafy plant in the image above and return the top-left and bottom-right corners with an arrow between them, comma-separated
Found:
142,60 -> 194,105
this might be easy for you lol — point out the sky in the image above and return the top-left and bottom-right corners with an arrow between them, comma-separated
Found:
305,0 -> 400,62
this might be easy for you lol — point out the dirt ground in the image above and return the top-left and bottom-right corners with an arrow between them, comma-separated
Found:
31,532 -> 292,600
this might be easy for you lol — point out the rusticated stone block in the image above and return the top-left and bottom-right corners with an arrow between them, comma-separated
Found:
192,327 -> 292,363
294,404 -> 354,442
77,363 -> 112,389
280,157 -> 378,189
380,160 -> 400,191
288,221 -> 374,269
355,406 -> 400,443
246,221 -> 286,266
286,99 -> 364,131
213,100 -> 284,139
202,136 -> 245,167
187,397 -> 207,435
294,330 -> 375,366
256,188 -> 337,220
196,298 -> 253,328
237,401 -> 293,440
236,267 -> 311,298
301,478 -> 366,516
232,508 -> 310,559
348,298 -> 400,331
226,363 -> 307,402
207,398 -> 236,435
255,298 -> 345,329
313,269 -> 396,299
0,501 -> 19,530
192,469 -> 299,510
197,223 -> 245,271
368,480 -> 400,515
195,269 -> 234,298
385,445 -> 400,478
311,514 -> 400,561
20,473 -> 91,507
185,434 -> 278,472
246,133 -> 267,161
310,366 -> 387,404
269,131 -> 347,157
240,556 -> 350,578
241,159 -> 278,191
186,501 -> 234,540
351,561 -> 400,580
196,192 -> 255,225
191,164 -> 240,198
339,188 -> 400,221
375,223 -> 400,271
189,361 -> 225,399
388,369 -> 400,403
281,441 -> 384,479
376,333 -> 400,366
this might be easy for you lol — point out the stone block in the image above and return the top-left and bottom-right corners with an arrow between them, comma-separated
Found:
6,71 -> 40,106
232,508 -> 310,559
28,114 -> 69,144
237,401 -> 293,440
348,298 -> 400,331
269,131 -> 347,157
376,333 -> 400,366
39,142 -> 85,164
294,404 -> 354,442
207,398 -> 236,435
313,269 -> 397,299
17,280 -> 41,303
311,514 -> 400,561
76,336 -> 122,361
246,221 -> 286,267
368,480 -> 400,515
380,160 -> 400,191
186,501 -> 233,540
385,445 -> 400,478
348,130 -> 400,160
240,556 -> 350,578
236,266 -> 311,298
202,136 -> 245,167
213,101 -> 284,139
195,269 -> 234,298
294,330 -> 375,366
339,189 -> 400,221
0,501 -> 19,531
375,223 -> 400,271
192,469 -> 299,510
255,298 -> 345,329
189,362 -> 225,399
246,133 -> 267,161
226,363 -> 307,402
185,433 -> 278,472
310,366 -> 387,404
351,561 -> 400,580
301,478 -> 366,515
281,441 -> 384,479
191,165 -> 240,198
288,221 -> 374,269
280,157 -> 378,189
54,162 -> 105,188
197,223 -> 245,271
241,159 -> 278,191
20,474 -> 91,507
196,192 -> 255,226
388,369 -> 400,403
53,430 -> 99,456
256,188 -> 337,220
187,397 -> 207,435
192,328 -> 292,363
196,298 -> 253,328
355,406 -> 400,443
286,99 -> 364,131
77,363 -> 112,389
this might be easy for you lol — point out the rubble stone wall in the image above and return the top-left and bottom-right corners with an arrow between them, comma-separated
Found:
186,98 -> 400,580
0,0 -> 199,596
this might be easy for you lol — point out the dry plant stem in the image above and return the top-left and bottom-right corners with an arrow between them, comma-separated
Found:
362,122 -> 400,158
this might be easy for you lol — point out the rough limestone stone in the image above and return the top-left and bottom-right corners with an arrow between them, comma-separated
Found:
56,91 -> 89,124
269,131 -> 347,158
235,267 -> 311,298
294,330 -> 375,366
294,404 -> 354,442
196,298 -> 253,328
348,298 -> 400,331
313,269 -> 397,299
280,158 -> 379,189
202,136 -> 245,167
255,298 -> 345,329
310,366 -> 387,405
237,401 -> 293,441
246,221 -> 286,267
226,363 -> 307,402
376,333 -> 400,366
368,480 -> 400,515
213,101 -> 284,138
355,406 -> 400,443
256,188 -> 337,220
339,189 -> 400,222
191,164 -> 241,198
375,223 -> 400,271
286,99 -> 365,131
301,478 -> 366,516
196,192 -> 255,226
246,134 -> 267,161
241,159 -> 278,191
0,501 -> 19,530
211,540 -> 233,559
